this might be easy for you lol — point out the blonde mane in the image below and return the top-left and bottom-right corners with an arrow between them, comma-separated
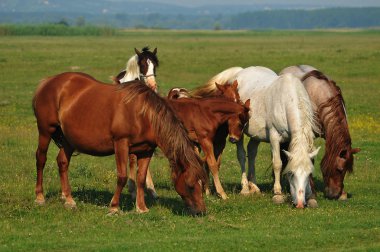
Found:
283,79 -> 318,174
189,67 -> 243,98
120,55 -> 140,82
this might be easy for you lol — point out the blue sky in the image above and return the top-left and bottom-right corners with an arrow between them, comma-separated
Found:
135,0 -> 380,7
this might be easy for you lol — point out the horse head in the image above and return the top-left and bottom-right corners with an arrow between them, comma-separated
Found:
215,80 -> 241,104
134,47 -> 159,91
115,47 -> 159,91
283,147 -> 320,208
323,147 -> 360,199
171,159 -> 207,216
227,99 -> 250,143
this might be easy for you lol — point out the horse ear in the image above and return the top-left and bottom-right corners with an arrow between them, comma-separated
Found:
309,146 -> 321,159
232,80 -> 238,89
351,148 -> 361,155
153,47 -> 157,55
215,82 -> 224,91
244,99 -> 250,110
134,48 -> 141,56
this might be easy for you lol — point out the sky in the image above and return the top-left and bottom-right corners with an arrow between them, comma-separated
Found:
133,0 -> 380,7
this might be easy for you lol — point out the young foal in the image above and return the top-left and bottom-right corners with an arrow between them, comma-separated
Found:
128,95 -> 250,200
280,65 -> 360,199
32,72 -> 207,215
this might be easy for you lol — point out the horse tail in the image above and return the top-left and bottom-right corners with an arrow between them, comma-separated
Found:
189,66 -> 243,98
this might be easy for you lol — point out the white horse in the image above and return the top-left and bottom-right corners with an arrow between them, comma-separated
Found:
115,47 -> 159,92
204,66 -> 320,208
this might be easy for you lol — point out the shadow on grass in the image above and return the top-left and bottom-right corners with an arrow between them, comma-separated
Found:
45,187 -> 193,215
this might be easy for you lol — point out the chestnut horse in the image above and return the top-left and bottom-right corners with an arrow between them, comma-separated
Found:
129,95 -> 250,200
115,47 -> 159,91
32,72 -> 207,215
280,65 -> 360,199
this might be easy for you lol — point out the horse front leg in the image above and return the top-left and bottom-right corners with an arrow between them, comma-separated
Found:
270,132 -> 284,204
128,154 -> 158,200
136,153 -> 153,213
109,139 -> 129,215
200,138 -> 228,200
56,146 -> 75,208
247,138 -> 261,194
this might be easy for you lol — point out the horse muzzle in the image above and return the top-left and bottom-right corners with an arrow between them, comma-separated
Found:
229,137 -> 239,144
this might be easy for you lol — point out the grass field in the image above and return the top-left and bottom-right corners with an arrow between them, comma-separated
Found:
0,30 -> 379,251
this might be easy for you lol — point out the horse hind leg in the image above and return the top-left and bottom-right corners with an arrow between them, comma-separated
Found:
247,139 -> 261,194
56,146 -> 75,209
35,132 -> 52,205
236,137 -> 249,195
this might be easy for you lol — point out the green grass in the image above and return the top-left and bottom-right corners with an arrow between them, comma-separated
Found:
0,29 -> 379,251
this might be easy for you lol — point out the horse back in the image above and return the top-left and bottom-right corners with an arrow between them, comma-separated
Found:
33,72 -> 154,155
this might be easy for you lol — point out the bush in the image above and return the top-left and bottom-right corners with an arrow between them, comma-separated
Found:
0,24 -> 117,36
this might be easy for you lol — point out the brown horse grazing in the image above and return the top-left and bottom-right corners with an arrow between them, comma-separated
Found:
280,66 -> 360,200
32,72 -> 207,215
129,95 -> 250,200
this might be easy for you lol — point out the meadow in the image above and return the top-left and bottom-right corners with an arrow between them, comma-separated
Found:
0,29 -> 379,251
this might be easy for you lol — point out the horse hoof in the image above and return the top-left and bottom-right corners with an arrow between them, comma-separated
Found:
272,195 -> 285,204
338,191 -> 348,201
148,189 -> 159,200
107,208 -> 120,216
205,188 -> 211,196
64,201 -> 77,210
307,198 -> 318,208
35,198 -> 45,206
240,187 -> 250,195
248,182 -> 261,194
136,207 -> 150,214
60,194 -> 67,202
219,193 -> 229,200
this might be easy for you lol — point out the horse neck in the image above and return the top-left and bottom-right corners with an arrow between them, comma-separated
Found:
208,99 -> 241,122
285,130 -> 314,174
123,55 -> 140,82
319,94 -> 352,171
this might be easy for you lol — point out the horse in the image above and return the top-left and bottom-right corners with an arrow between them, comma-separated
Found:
128,95 -> 251,200
114,47 -> 160,198
279,65 -> 360,199
32,72 -> 207,215
114,47 -> 159,92
192,66 -> 320,208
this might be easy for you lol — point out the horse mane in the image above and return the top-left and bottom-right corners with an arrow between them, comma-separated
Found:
120,81 -> 206,185
282,76 -> 318,174
189,67 -> 243,98
124,55 -> 140,81
302,70 -> 353,174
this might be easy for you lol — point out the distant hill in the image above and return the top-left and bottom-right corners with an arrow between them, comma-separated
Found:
1,0 -> 380,30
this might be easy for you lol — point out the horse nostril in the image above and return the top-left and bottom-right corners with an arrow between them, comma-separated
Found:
229,137 -> 238,143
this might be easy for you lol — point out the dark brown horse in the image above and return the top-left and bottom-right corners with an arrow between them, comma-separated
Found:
280,66 -> 360,199
32,72 -> 207,215
129,94 -> 250,200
